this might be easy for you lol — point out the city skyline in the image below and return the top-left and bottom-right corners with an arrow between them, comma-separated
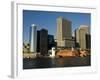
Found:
23,10 -> 91,43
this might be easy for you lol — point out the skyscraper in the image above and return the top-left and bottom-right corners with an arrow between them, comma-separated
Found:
75,25 -> 90,49
57,17 -> 74,49
48,34 -> 55,50
40,29 -> 48,56
30,24 -> 37,52
86,34 -> 91,49
37,30 -> 40,52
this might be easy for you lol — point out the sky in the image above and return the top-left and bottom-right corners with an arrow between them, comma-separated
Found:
23,10 -> 91,43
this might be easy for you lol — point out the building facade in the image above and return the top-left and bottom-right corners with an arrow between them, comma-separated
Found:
30,24 -> 37,52
40,29 -> 48,56
75,25 -> 90,49
86,34 -> 91,49
57,17 -> 74,49
37,30 -> 40,52
48,34 -> 55,50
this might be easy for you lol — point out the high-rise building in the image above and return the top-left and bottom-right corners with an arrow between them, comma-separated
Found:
75,25 -> 90,49
86,34 -> 91,49
30,24 -> 37,52
37,30 -> 40,52
40,29 -> 48,56
57,17 -> 74,49
48,34 -> 55,50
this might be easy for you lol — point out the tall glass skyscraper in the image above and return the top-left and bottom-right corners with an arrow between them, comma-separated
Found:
30,24 -> 37,52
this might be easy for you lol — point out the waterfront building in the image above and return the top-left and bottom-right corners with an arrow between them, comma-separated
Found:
50,47 -> 56,57
37,30 -> 40,52
40,29 -> 48,56
57,17 -> 74,49
30,24 -> 37,52
86,34 -> 91,49
48,34 -> 55,50
75,25 -> 90,49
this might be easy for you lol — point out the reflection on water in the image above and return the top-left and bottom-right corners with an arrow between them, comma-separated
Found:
23,56 -> 90,69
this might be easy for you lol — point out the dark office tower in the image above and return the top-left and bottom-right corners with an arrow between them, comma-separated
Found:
37,30 -> 40,52
86,34 -> 91,49
40,29 -> 48,56
48,35 -> 55,50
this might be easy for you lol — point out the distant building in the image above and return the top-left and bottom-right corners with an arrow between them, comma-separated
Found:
30,24 -> 37,52
40,29 -> 48,56
71,36 -> 75,48
37,30 -> 40,52
86,34 -> 91,49
75,25 -> 90,49
48,35 -> 55,50
23,43 -> 30,53
57,17 -> 74,49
